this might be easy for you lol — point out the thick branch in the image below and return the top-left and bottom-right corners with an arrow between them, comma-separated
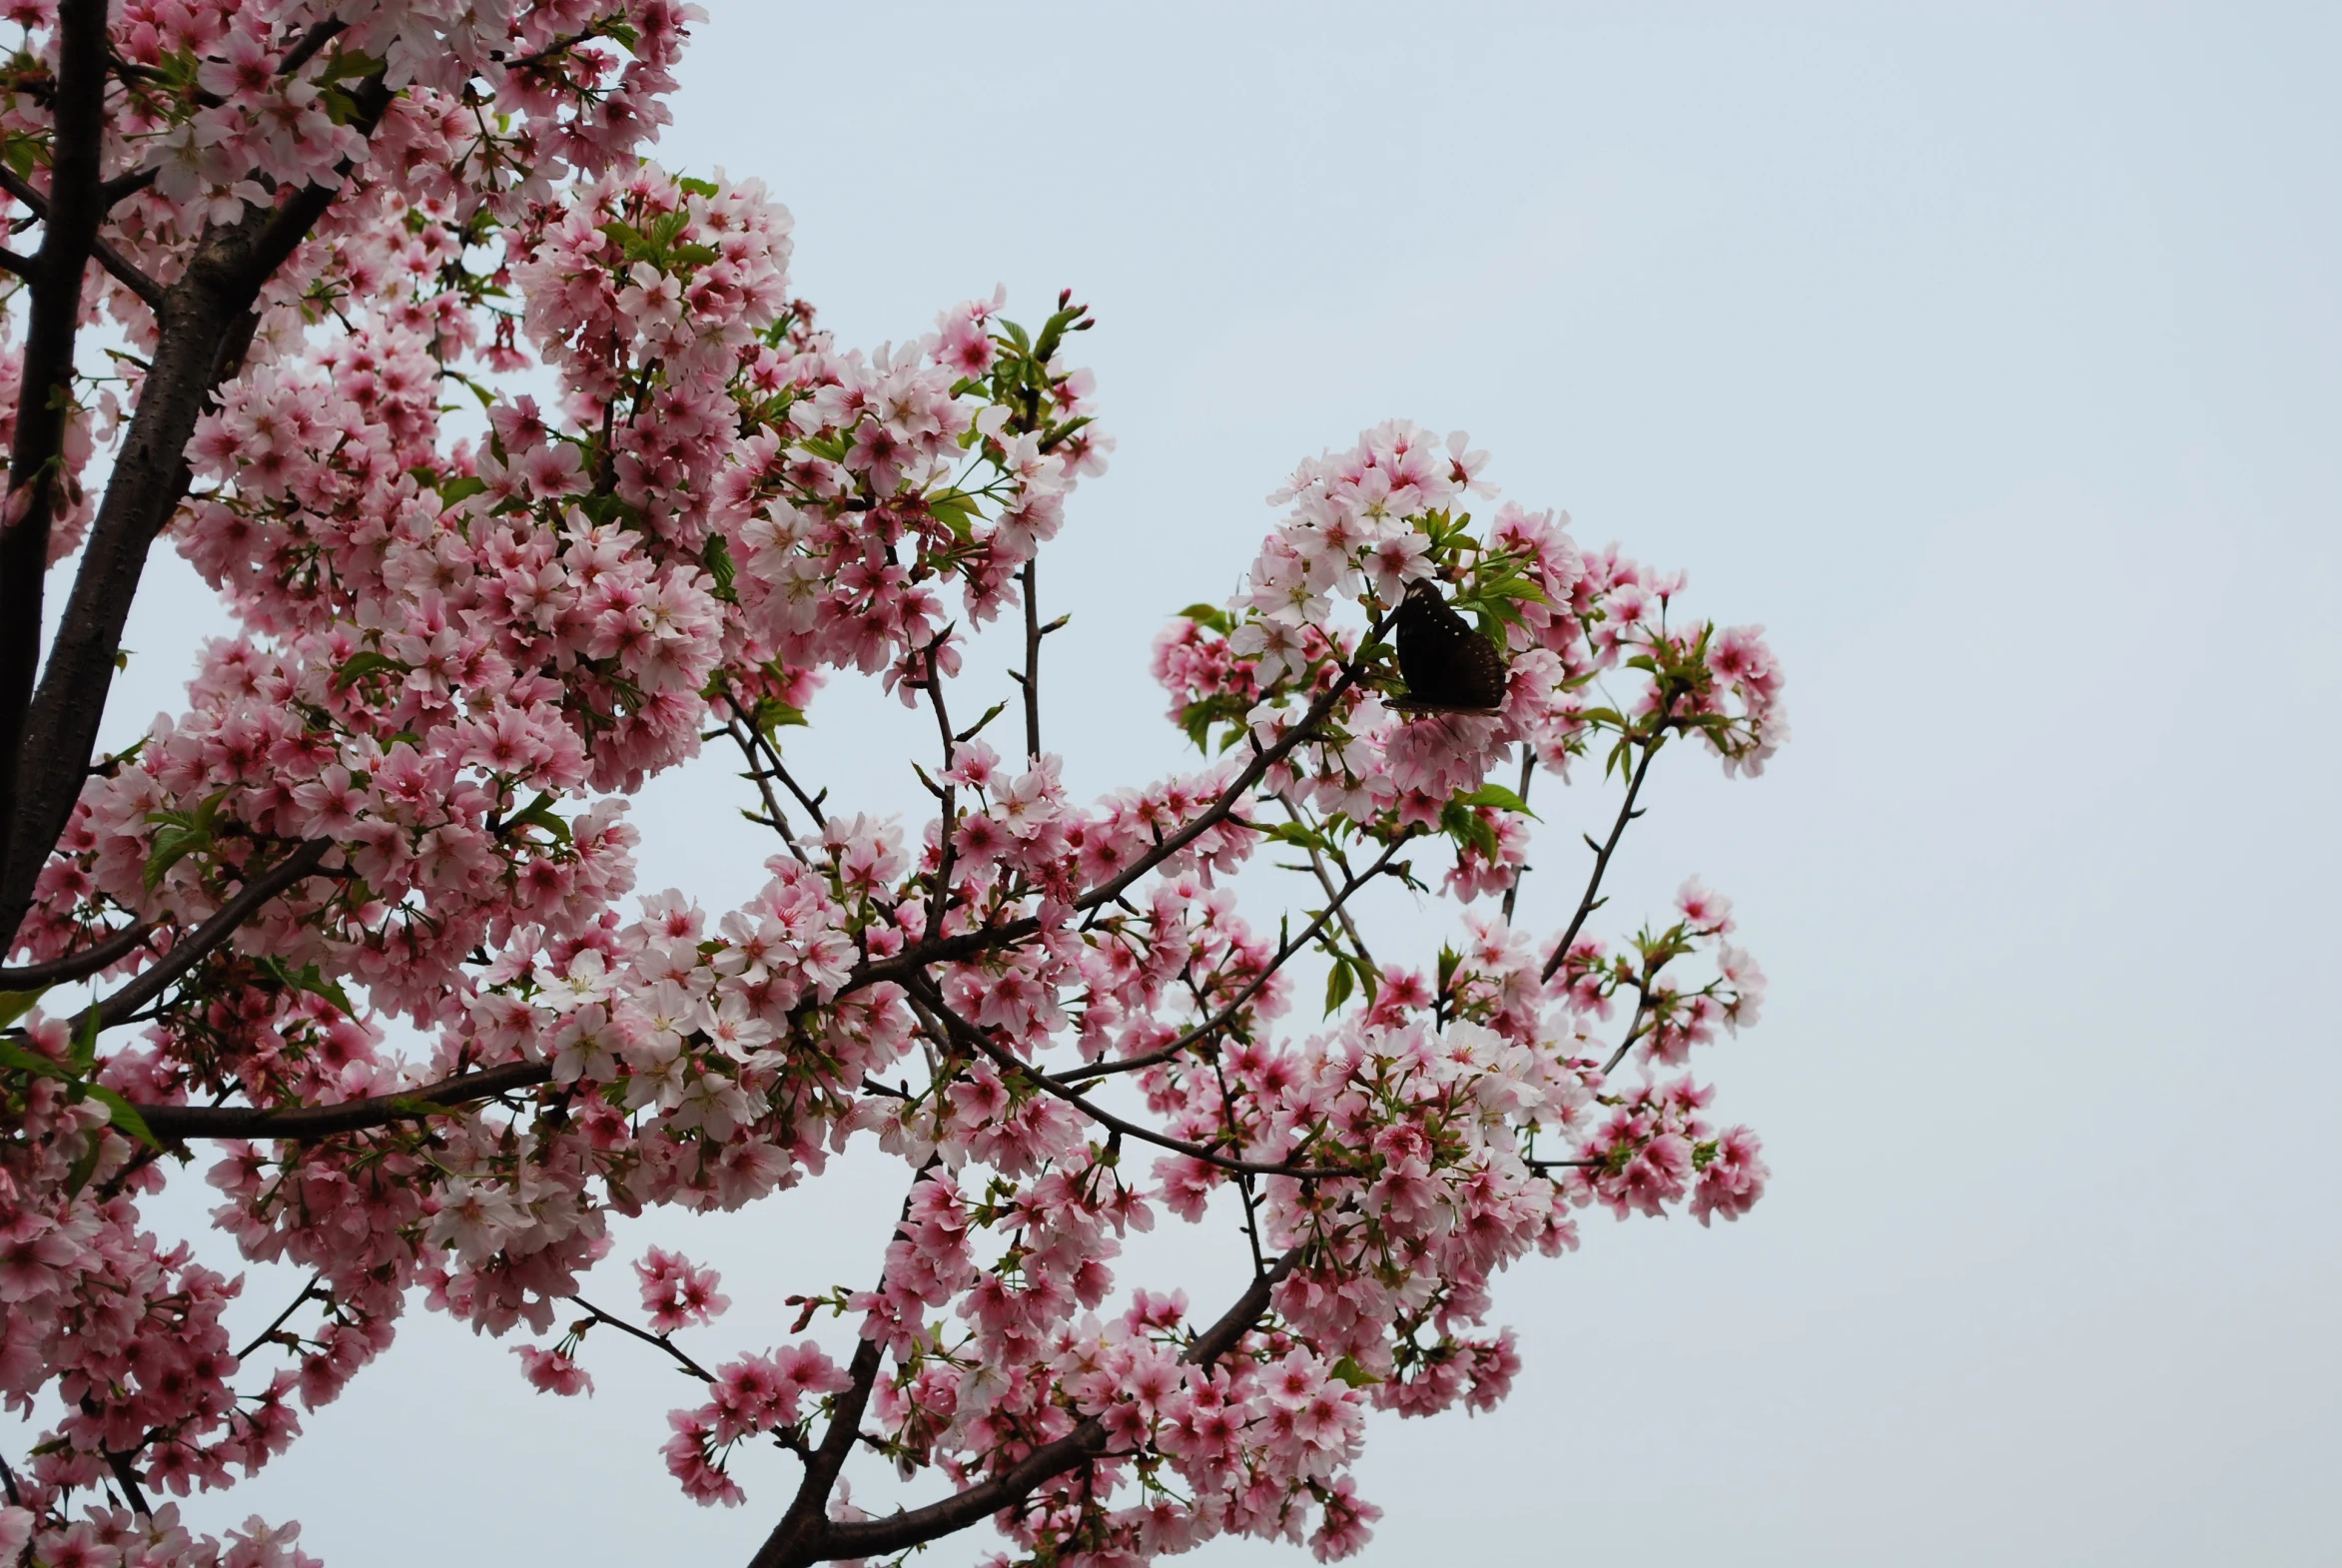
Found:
794,1249 -> 1299,1567
0,920 -> 152,988
0,0 -> 109,931
85,840 -> 330,1030
0,74 -> 393,955
136,1058 -> 549,1142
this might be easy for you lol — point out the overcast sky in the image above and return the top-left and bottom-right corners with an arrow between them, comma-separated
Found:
89,6 -> 2341,1565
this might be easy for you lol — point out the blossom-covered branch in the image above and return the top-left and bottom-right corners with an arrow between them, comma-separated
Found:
0,6 -> 1786,1566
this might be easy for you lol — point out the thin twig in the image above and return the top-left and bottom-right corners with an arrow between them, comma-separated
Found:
234,1272 -> 322,1361
1499,747 -> 1536,925
565,1293 -> 717,1382
1539,725 -> 1667,985
848,610 -> 1398,996
1018,558 -> 1042,760
908,981 -> 1355,1179
720,707 -> 805,858
1054,835 -> 1411,1087
1601,984 -> 1655,1076
0,165 -> 167,309
1277,792 -> 1378,977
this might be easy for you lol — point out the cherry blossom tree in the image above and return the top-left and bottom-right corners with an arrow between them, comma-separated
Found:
0,4 -> 1788,1566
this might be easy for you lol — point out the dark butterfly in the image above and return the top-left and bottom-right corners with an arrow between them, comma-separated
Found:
1390,578 -> 1508,713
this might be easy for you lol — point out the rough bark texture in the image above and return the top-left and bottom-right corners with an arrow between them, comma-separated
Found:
0,77 -> 389,957
752,1252 -> 1299,1568
0,0 -> 109,921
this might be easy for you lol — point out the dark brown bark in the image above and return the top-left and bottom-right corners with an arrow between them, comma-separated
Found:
82,839 -> 330,1029
136,1059 -> 552,1143
0,918 -> 151,987
755,1251 -> 1298,1568
0,76 -> 390,958
0,0 -> 110,928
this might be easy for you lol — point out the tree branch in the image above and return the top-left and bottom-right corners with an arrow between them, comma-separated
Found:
135,1057 -> 550,1143
1055,834 -> 1411,1087
1498,747 -> 1535,925
0,166 -> 171,311
566,1293 -> 717,1383
1539,719 -> 1668,984
908,980 -> 1353,1179
1017,558 -> 1042,760
0,0 -> 110,939
790,1249 -> 1300,1567
276,18 -> 348,78
83,840 -> 330,1030
234,1273 -> 321,1361
846,612 -> 1397,998
1277,793 -> 1378,978
0,72 -> 393,955
0,920 -> 153,987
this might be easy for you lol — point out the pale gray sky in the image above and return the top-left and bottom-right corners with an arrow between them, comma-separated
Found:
93,5 -> 2341,1565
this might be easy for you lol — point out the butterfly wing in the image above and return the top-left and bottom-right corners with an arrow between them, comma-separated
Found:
1395,588 -> 1508,712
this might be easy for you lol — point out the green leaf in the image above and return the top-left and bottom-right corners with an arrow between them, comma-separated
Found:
1255,820 -> 1331,855
100,1096 -> 170,1152
332,649 -> 410,691
1036,413 -> 1095,454
1177,602 -> 1232,636
0,987 -> 47,1029
701,531 -> 737,601
0,1036 -> 64,1081
926,488 -> 982,542
576,491 -> 640,529
63,1133 -> 102,1197
751,697 -> 808,734
260,957 -> 357,1018
1328,1355 -> 1382,1388
317,47 -> 387,84
1440,801 -> 1500,862
143,824 -> 207,892
436,474 -> 487,506
507,791 -> 572,847
0,1037 -> 162,1152
677,175 -> 719,199
1323,954 -> 1356,1016
69,1004 -> 98,1074
1457,783 -> 1538,819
